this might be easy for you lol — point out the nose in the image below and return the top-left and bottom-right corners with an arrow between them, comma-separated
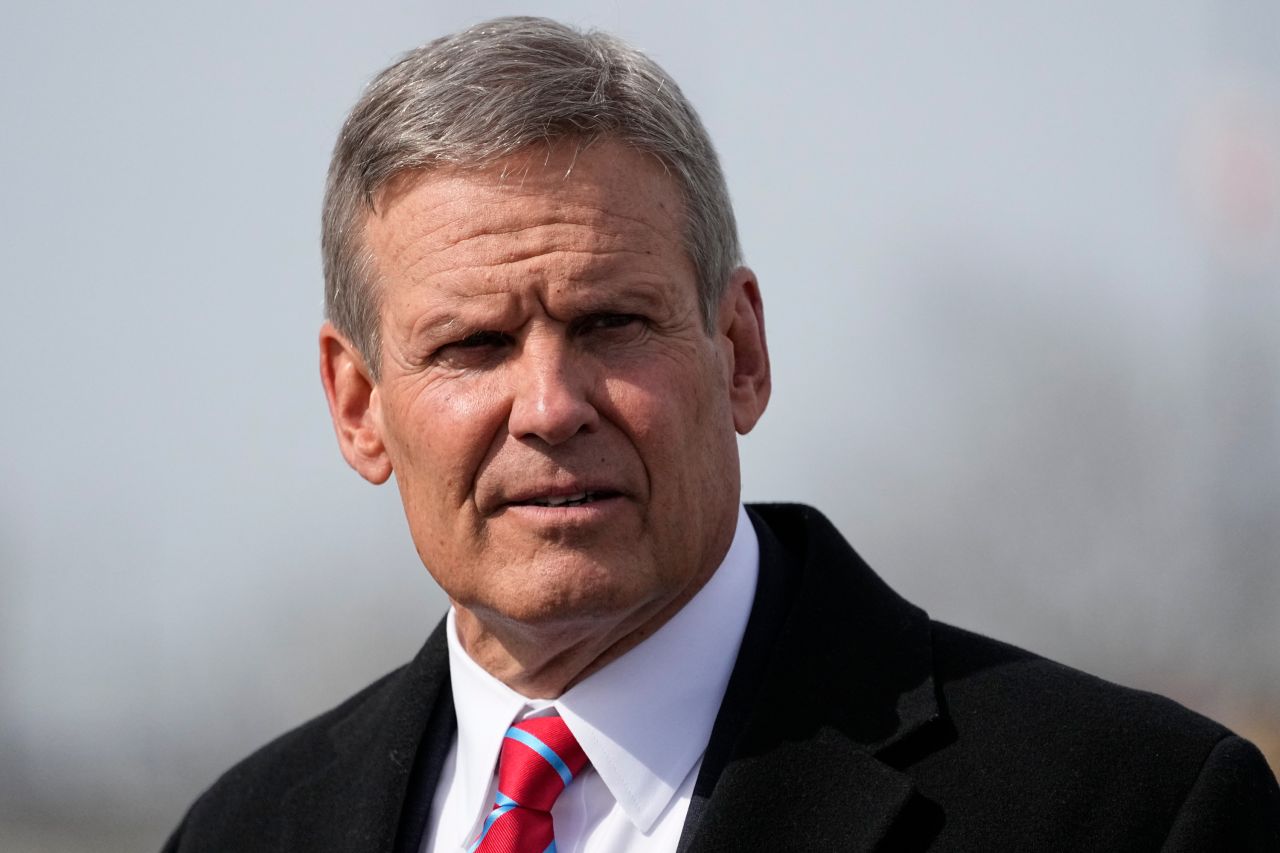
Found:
507,333 -> 599,446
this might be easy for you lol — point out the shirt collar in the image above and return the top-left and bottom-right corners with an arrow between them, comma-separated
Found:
445,504 -> 760,837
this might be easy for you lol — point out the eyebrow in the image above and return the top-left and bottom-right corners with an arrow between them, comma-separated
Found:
561,280 -> 671,315
408,312 -> 477,345
403,276 -> 681,346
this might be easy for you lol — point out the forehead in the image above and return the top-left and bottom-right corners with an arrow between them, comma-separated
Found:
363,140 -> 690,290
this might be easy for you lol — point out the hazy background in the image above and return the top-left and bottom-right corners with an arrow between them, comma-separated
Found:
3,2 -> 1277,850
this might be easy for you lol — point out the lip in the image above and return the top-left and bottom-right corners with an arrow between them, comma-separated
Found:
498,492 -> 626,515
487,481 -> 631,525
492,492 -> 630,533
498,482 -> 626,508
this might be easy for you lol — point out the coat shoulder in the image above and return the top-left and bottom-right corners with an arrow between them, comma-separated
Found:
912,622 -> 1280,849
929,619 -> 1230,749
163,664 -> 408,852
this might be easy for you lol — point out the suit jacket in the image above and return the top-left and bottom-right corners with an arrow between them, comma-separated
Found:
164,504 -> 1280,851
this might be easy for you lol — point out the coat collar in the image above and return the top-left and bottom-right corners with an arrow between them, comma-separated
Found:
683,503 -> 941,852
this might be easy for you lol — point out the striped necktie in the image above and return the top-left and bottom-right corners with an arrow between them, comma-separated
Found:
470,714 -> 590,853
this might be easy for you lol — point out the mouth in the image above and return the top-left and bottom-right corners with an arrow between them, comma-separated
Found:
511,490 -> 620,508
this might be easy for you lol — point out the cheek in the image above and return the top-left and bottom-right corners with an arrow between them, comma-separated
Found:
596,377 -> 664,441
384,377 -> 512,499
599,342 -> 724,427
600,359 -> 732,481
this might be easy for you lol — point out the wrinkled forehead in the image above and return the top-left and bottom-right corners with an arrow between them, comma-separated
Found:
362,139 -> 693,285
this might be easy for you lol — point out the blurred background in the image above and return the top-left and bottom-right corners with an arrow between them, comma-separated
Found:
2,1 -> 1277,850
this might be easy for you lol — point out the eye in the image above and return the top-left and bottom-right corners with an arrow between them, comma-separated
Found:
575,313 -> 644,334
430,330 -> 512,366
452,330 -> 511,349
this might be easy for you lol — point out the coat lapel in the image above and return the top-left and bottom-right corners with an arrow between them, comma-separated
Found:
684,504 -> 942,852
278,620 -> 452,853
689,735 -> 917,851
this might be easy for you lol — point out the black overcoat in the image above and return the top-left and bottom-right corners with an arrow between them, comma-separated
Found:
164,504 -> 1280,851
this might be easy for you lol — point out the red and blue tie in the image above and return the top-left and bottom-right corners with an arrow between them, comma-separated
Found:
470,715 -> 590,853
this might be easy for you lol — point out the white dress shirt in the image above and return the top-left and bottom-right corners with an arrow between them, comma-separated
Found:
422,504 -> 759,853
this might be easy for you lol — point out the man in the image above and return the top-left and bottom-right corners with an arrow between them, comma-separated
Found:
166,16 -> 1279,852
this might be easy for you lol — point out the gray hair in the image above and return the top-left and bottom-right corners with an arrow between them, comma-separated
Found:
321,15 -> 741,376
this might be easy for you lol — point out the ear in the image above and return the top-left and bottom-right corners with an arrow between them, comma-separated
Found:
716,267 -> 771,434
319,322 -> 392,484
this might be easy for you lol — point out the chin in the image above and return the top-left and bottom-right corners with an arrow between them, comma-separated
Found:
486,558 -> 661,627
